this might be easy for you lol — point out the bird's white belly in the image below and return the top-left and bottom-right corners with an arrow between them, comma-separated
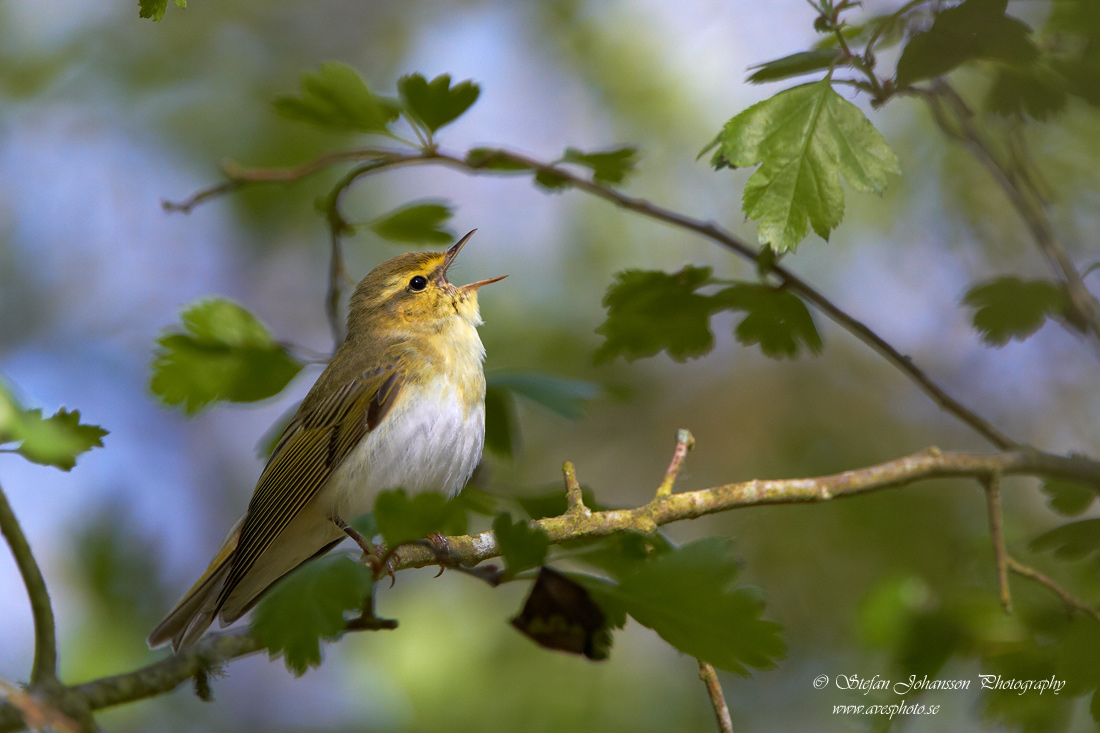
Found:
323,376 -> 485,520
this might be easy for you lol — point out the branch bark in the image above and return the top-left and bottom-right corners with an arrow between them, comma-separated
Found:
3,445 -> 1097,731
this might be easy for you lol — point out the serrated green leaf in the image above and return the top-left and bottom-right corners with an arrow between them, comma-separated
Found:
594,266 -> 725,363
1030,519 -> 1100,560
374,489 -> 462,548
252,555 -> 372,676
570,532 -> 674,579
1042,477 -> 1098,516
0,385 -> 108,471
962,277 -> 1069,346
747,50 -> 844,84
273,62 -> 400,133
398,73 -> 480,133
717,283 -> 823,359
561,147 -> 638,185
138,0 -> 169,21
896,0 -> 1038,86
711,80 -> 900,252
492,513 -> 550,575
150,299 -> 303,414
368,201 -> 454,245
593,537 -> 784,675
486,373 -> 600,420
465,148 -> 531,172
987,65 -> 1068,121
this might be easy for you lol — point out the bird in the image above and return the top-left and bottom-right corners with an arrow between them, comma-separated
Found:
148,230 -> 505,651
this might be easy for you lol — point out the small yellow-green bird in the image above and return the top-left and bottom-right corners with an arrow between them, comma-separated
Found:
148,230 -> 504,651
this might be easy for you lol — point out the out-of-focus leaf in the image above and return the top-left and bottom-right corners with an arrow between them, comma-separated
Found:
465,148 -> 532,172
707,80 -> 900,251
512,567 -> 614,660
857,575 -> 934,649
368,201 -> 454,245
492,513 -> 550,575
483,385 -> 518,458
1056,616 -> 1100,693
987,65 -> 1068,121
895,0 -> 1038,85
398,73 -> 480,133
962,277 -> 1070,346
138,0 -> 185,21
373,489 -> 462,548
588,537 -> 785,676
252,555 -> 372,676
150,299 -> 303,414
717,283 -> 823,358
747,50 -> 843,84
273,62 -> 400,133
1042,477 -> 1098,517
561,147 -> 638,185
594,266 -> 724,363
486,373 -> 600,420
895,609 -> 968,679
0,384 -> 107,471
1030,519 -> 1100,560
534,169 -> 571,192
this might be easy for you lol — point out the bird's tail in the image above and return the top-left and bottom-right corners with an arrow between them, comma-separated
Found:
147,519 -> 242,652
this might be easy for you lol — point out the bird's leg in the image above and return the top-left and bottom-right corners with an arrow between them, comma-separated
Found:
428,532 -> 449,578
332,517 -> 396,585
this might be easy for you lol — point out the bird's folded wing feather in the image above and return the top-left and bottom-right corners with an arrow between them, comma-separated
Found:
216,366 -> 404,608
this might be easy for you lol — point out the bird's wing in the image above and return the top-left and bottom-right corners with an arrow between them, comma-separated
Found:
216,365 -> 404,609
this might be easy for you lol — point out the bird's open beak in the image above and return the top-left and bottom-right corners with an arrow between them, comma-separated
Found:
444,229 -> 507,292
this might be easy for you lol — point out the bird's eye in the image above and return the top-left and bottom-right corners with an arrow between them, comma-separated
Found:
408,275 -> 428,292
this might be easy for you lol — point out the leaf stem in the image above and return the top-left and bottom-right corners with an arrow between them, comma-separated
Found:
698,660 -> 734,733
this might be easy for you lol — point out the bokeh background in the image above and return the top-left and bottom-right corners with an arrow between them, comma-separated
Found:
2,0 -> 1099,730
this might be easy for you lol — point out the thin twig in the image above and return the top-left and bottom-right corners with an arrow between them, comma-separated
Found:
984,471 -> 1012,614
656,429 -> 696,498
1006,557 -> 1100,622
0,481 -> 57,687
698,660 -> 734,733
164,147 -> 1020,450
562,461 -> 588,515
921,83 -> 1100,351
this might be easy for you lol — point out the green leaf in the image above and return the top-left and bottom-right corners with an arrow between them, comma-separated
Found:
1030,519 -> 1100,560
1056,616 -> 1100,693
594,266 -> 724,363
252,555 -> 372,676
534,169 -> 572,192
150,299 -> 303,414
486,373 -> 600,420
561,147 -> 639,185
717,284 -> 823,359
373,489 -> 462,548
570,532 -> 673,579
710,79 -> 900,252
747,50 -> 844,84
273,62 -> 400,133
138,0 -> 167,21
367,201 -> 454,245
987,65 -> 1068,121
962,277 -> 1069,346
398,73 -> 480,133
0,385 -> 108,471
895,0 -> 1038,86
465,148 -> 532,172
1042,477 -> 1099,516
588,537 -> 785,675
492,513 -> 550,575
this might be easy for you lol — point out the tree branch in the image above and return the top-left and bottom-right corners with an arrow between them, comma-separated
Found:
984,471 -> 1012,614
1,445 -> 1097,730
163,146 -> 1019,450
0,480 -> 57,687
